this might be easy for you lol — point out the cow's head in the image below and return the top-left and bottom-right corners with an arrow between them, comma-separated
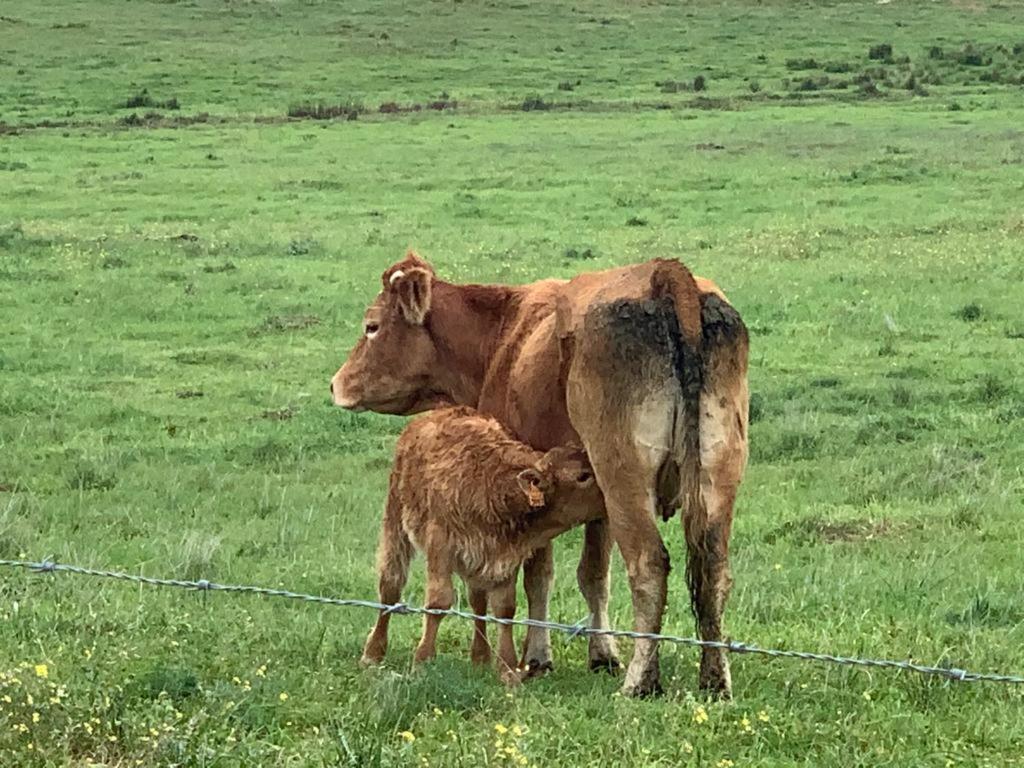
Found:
331,252 -> 450,414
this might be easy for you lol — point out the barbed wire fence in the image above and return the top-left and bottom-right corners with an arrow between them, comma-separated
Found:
2,557 -> 1023,686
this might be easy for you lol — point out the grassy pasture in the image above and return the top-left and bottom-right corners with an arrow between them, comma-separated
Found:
1,1 -> 1024,765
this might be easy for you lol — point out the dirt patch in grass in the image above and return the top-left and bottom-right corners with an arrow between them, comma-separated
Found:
764,516 -> 905,544
251,314 -> 321,335
261,406 -> 297,421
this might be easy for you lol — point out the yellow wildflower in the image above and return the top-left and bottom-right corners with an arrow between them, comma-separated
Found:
399,730 -> 416,743
683,741 -> 694,754
757,710 -> 770,723
34,664 -> 48,679
716,760 -> 734,768
862,690 -> 872,701
32,712 -> 40,723
432,707 -> 443,717
278,692 -> 289,702
256,665 -> 267,678
692,705 -> 709,725
495,723 -> 509,735
512,724 -> 525,736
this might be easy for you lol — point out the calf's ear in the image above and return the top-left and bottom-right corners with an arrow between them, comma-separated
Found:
516,469 -> 547,509
388,267 -> 433,325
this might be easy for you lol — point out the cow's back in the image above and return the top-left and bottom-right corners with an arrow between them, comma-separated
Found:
477,261 -> 727,451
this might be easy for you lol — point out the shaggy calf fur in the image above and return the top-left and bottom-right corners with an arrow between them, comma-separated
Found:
360,406 -> 603,683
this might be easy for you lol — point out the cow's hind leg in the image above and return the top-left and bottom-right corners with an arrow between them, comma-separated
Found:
519,545 -> 554,676
591,450 -> 668,698
689,293 -> 749,698
577,519 -> 620,672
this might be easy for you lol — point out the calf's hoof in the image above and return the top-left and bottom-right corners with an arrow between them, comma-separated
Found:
520,658 -> 554,680
359,653 -> 384,668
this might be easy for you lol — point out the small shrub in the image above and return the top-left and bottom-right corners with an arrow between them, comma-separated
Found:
692,75 -> 706,91
123,89 -> 153,108
868,43 -> 893,61
521,96 -> 551,111
748,80 -> 761,93
287,102 -> 362,120
786,57 -> 820,71
954,302 -> 982,321
657,80 -> 688,93
563,246 -> 596,260
974,374 -> 1009,403
823,61 -> 854,73
748,392 -> 765,423
928,45 -> 945,60
121,89 -> 179,110
625,215 -> 647,227
955,45 -> 989,67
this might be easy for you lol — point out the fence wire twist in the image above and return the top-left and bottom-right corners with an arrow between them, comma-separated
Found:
2,558 -> 1023,686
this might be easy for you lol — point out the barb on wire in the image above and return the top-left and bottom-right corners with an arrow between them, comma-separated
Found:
2,558 -> 1022,686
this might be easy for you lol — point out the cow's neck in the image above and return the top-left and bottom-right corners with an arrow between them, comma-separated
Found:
427,280 -> 519,406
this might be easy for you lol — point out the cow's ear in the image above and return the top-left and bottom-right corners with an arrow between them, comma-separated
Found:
516,469 -> 546,509
389,267 -> 433,325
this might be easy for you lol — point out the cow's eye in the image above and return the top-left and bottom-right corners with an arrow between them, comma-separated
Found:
365,322 -> 380,339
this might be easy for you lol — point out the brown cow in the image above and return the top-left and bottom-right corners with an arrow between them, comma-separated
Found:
360,406 -> 603,684
331,251 -> 748,698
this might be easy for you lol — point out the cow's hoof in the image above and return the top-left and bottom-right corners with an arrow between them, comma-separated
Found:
620,678 -> 664,699
699,655 -> 732,699
588,654 -> 622,675
521,658 -> 554,679
621,662 -> 663,698
698,678 -> 732,700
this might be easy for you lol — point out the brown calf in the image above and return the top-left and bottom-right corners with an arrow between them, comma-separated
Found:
333,252 -> 748,698
360,406 -> 603,683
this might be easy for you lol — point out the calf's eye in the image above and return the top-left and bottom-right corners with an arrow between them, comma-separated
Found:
365,323 -> 380,338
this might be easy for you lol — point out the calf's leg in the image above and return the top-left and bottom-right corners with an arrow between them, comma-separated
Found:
519,545 -> 554,676
489,579 -> 522,685
361,500 -> 413,666
468,585 -> 492,665
414,559 -> 455,664
577,518 -> 620,672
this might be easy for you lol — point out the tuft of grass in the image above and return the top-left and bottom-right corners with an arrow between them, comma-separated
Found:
954,302 -> 983,321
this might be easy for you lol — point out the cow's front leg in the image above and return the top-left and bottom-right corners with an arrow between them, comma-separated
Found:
519,545 -> 554,676
578,518 -> 621,672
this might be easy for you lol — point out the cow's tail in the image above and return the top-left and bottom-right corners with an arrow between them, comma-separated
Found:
650,259 -> 708,623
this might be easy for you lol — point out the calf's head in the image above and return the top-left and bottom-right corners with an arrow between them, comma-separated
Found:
331,252 -> 450,414
516,447 -> 604,523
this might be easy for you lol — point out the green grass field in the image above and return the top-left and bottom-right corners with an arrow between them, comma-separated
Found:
2,1 -> 1024,765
